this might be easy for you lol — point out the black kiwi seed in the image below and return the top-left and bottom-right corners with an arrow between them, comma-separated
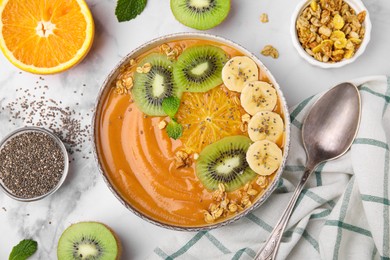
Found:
196,136 -> 257,192
188,1 -> 215,12
132,53 -> 181,116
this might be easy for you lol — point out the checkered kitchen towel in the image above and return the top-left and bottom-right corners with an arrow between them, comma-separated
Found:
149,76 -> 390,260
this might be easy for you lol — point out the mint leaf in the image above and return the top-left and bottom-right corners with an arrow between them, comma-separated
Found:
166,120 -> 183,140
115,0 -> 147,22
9,239 -> 37,260
162,96 -> 181,118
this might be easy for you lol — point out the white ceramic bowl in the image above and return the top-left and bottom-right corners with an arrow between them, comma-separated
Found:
290,0 -> 371,68
92,33 -> 291,231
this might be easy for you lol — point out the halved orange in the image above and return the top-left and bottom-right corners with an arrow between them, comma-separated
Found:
0,0 -> 94,74
177,86 -> 246,154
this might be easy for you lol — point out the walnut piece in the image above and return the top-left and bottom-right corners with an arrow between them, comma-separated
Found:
174,150 -> 192,169
260,13 -> 269,23
261,45 -> 279,59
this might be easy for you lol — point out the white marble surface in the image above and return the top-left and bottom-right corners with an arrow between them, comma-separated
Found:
0,0 -> 389,259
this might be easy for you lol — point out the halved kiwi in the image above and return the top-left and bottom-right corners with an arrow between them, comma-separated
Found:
132,53 -> 181,116
196,135 -> 257,192
57,221 -> 121,260
173,45 -> 228,92
170,0 -> 231,30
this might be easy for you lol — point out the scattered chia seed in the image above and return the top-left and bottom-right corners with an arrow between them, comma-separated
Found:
0,131 -> 65,199
0,83 -> 92,161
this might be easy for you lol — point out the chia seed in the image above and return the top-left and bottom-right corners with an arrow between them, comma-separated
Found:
0,131 -> 65,199
0,83 -> 92,161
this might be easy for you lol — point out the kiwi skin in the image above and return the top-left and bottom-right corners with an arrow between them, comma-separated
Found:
170,0 -> 231,30
104,223 -> 122,260
57,221 -> 122,260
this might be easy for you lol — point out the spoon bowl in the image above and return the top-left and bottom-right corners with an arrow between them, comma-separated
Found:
303,83 -> 361,167
256,82 -> 361,260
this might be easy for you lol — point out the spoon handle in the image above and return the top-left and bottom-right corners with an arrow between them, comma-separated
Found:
254,166 -> 314,260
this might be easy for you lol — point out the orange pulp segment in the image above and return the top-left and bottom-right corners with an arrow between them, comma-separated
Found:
0,0 -> 94,74
176,86 -> 246,154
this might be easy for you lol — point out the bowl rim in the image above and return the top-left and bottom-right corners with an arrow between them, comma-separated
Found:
91,32 -> 291,231
0,126 -> 69,202
290,0 -> 371,68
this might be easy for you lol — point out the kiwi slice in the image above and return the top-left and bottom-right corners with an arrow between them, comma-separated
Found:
57,222 -> 121,260
173,45 -> 228,92
132,53 -> 181,116
170,0 -> 231,30
196,135 -> 257,192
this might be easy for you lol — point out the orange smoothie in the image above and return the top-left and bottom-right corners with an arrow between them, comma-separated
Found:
96,39 -> 286,227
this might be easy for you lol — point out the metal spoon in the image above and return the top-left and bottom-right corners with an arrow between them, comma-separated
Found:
255,82 -> 361,260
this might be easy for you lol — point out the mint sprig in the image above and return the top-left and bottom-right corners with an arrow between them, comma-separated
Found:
162,96 -> 183,139
115,0 -> 147,22
162,96 -> 181,118
9,239 -> 37,260
166,119 -> 183,140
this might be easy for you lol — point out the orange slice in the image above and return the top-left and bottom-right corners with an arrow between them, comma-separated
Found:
176,86 -> 246,154
0,0 -> 94,74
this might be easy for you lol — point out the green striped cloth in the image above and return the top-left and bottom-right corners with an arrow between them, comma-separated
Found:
149,76 -> 390,260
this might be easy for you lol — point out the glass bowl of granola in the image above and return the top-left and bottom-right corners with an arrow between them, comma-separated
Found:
291,0 -> 371,68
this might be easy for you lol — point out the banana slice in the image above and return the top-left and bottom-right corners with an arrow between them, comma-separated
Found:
248,111 -> 284,143
222,56 -> 259,92
240,81 -> 277,115
246,140 -> 283,176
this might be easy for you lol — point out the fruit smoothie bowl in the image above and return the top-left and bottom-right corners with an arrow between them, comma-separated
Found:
92,33 -> 291,231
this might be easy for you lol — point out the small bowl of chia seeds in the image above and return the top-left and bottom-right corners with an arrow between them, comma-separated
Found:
0,127 -> 69,201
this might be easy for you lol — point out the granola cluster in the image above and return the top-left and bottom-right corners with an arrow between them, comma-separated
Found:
114,43 -> 183,95
115,59 -> 136,95
296,0 -> 366,63
160,43 -> 183,60
203,177 -> 269,224
136,62 -> 152,74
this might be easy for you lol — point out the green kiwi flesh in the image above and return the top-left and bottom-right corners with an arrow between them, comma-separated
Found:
170,0 -> 231,30
196,136 -> 257,192
173,45 -> 228,92
57,222 -> 121,260
132,53 -> 181,116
